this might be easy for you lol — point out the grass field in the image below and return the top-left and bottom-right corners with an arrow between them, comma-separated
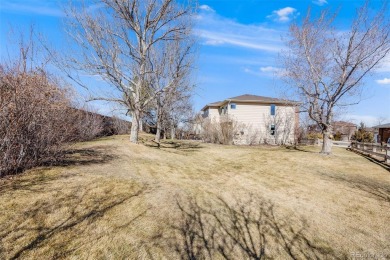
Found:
0,135 -> 389,259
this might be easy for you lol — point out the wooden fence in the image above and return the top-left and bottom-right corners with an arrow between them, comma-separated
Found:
350,141 -> 390,164
315,140 -> 351,148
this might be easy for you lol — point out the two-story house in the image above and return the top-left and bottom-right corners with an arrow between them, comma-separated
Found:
201,94 -> 299,145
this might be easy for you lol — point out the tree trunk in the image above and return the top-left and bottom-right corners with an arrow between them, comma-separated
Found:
139,119 -> 143,132
155,101 -> 162,143
130,110 -> 139,143
170,125 -> 175,140
155,120 -> 161,143
321,130 -> 332,154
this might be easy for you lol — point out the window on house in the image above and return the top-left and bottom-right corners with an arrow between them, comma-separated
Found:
204,109 -> 209,117
230,103 -> 236,109
270,104 -> 276,116
270,124 -> 275,135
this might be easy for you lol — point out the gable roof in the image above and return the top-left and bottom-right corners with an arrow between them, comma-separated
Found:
207,101 -> 224,107
333,121 -> 357,127
201,94 -> 299,111
227,94 -> 286,103
372,123 -> 390,128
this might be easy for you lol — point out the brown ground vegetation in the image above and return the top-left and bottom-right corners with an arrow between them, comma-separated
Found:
0,135 -> 389,259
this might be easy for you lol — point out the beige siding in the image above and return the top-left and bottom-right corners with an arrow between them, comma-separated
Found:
226,102 -> 296,144
201,102 -> 297,144
203,107 -> 220,122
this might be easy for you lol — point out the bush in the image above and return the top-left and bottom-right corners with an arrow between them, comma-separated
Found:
0,65 -> 107,176
351,130 -> 374,143
333,131 -> 342,141
0,64 -> 71,175
351,122 -> 374,143
201,116 -> 242,145
307,132 -> 323,140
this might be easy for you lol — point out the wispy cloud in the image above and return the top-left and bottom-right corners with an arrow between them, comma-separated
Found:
260,66 -> 281,73
199,4 -> 215,13
199,54 -> 272,66
0,0 -> 104,17
267,7 -> 299,22
197,29 -> 281,52
376,78 -> 390,85
243,68 -> 262,77
196,9 -> 285,52
312,0 -> 328,6
377,59 -> 390,72
244,66 -> 284,77
0,0 -> 64,17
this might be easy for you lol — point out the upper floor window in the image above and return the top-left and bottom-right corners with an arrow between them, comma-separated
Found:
230,103 -> 236,109
270,104 -> 276,116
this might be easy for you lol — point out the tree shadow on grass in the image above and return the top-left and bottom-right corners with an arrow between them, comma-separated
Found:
46,146 -> 118,167
150,195 -> 344,260
0,146 -> 118,193
285,146 -> 319,154
0,181 -> 147,259
317,171 -> 390,203
143,140 -> 204,152
0,171 -> 79,193
1,145 -> 118,178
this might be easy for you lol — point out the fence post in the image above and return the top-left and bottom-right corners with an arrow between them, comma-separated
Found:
386,148 -> 390,164
373,145 -> 376,153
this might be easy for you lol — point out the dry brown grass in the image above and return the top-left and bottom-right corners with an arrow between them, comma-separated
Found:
0,134 -> 389,259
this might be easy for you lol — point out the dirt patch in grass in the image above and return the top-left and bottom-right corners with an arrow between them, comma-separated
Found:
1,135 -> 389,259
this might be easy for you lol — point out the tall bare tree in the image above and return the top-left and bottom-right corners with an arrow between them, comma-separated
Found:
64,0 -> 195,143
281,2 -> 390,154
151,35 -> 195,143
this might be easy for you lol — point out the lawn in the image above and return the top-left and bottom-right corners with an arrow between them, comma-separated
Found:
0,135 -> 389,259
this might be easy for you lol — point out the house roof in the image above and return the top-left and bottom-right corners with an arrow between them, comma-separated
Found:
332,121 -> 357,127
372,123 -> 390,128
207,101 -> 224,107
201,94 -> 299,111
227,94 -> 286,103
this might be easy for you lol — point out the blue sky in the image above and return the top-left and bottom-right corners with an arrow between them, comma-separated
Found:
1,0 -> 389,126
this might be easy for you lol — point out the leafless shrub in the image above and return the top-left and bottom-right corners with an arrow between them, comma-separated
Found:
242,125 -> 263,146
68,107 -> 105,141
110,116 -> 131,135
0,62 -> 73,176
263,109 -> 295,145
0,29 -> 109,176
201,116 -> 243,145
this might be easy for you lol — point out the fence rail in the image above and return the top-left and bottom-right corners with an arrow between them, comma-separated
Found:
350,141 -> 390,164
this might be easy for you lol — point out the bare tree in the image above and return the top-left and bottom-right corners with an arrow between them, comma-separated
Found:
151,35 -> 195,143
168,96 -> 194,139
63,0 -> 195,143
281,2 -> 390,154
376,116 -> 387,126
